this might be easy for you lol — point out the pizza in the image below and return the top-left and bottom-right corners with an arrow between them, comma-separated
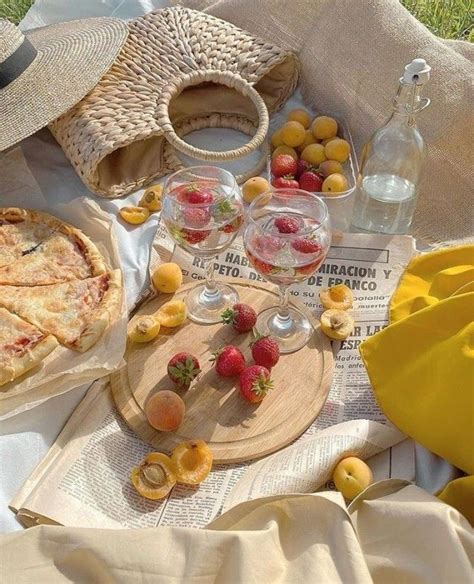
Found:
0,272 -> 121,352
0,308 -> 58,386
0,208 -> 106,285
0,208 -> 123,386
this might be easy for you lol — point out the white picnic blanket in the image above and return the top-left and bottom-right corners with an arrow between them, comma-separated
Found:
0,0 -> 460,533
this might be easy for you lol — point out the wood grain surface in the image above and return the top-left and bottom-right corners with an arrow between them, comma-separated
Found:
111,279 -> 333,463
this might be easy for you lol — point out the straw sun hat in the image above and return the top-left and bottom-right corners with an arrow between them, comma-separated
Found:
0,17 -> 128,152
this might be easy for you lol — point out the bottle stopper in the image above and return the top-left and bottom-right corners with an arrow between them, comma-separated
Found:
402,58 -> 431,85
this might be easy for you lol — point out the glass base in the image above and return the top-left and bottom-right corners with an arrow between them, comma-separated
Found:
256,305 -> 313,354
186,282 -> 239,324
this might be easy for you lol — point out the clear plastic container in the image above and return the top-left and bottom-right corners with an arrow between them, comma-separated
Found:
267,114 -> 359,233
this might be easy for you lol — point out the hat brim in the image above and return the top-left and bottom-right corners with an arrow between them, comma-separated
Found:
0,17 -> 128,152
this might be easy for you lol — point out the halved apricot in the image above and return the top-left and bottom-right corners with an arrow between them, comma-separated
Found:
320,284 -> 354,310
171,440 -> 213,485
140,185 -> 163,212
128,315 -> 161,343
119,206 -> 150,225
155,300 -> 187,328
131,452 -> 176,500
320,309 -> 355,340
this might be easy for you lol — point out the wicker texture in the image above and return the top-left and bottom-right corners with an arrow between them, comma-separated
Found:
50,7 -> 299,198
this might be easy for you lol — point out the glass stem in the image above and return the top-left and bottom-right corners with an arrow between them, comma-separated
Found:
204,257 -> 218,297
277,285 -> 291,322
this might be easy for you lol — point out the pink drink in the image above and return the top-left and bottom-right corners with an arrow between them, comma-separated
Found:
245,211 -> 328,285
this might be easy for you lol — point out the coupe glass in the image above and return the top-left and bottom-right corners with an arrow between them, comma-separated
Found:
162,166 -> 244,324
244,189 -> 331,353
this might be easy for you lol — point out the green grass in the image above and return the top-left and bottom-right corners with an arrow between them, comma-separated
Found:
0,0 -> 472,39
0,0 -> 34,23
401,0 -> 473,41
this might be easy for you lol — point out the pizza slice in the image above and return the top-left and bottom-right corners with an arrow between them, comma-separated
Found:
0,308 -> 58,387
0,207 -> 106,284
0,270 -> 122,352
0,231 -> 106,285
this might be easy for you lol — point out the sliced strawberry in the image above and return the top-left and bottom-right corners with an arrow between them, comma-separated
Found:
291,237 -> 323,254
274,215 -> 303,234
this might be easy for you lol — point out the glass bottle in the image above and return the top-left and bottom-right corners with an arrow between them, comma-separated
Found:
351,58 -> 431,234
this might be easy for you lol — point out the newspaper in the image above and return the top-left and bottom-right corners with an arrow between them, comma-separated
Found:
10,232 -> 416,529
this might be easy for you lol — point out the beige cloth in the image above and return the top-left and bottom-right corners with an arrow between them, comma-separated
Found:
181,0 -> 474,244
1,482 -> 473,583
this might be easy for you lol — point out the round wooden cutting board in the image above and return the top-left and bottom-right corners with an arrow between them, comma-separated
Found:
111,279 -> 333,463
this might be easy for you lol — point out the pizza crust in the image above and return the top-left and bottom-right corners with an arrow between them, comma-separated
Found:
74,269 -> 123,352
0,334 -> 58,387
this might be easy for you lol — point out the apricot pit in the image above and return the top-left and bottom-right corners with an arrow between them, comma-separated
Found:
131,452 -> 176,500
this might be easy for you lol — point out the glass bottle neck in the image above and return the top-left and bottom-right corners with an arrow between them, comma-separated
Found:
389,81 -> 426,125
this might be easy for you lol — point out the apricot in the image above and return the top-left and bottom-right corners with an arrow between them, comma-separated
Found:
271,128 -> 285,148
322,173 -> 349,195
171,439 -> 213,485
320,284 -> 354,311
119,206 -> 150,225
320,309 -> 355,340
311,116 -> 338,140
155,300 -> 187,327
321,137 -> 337,147
301,143 -> 327,166
271,145 -> 298,161
319,160 -> 344,177
242,176 -> 271,204
297,130 -> 318,153
287,109 -> 312,129
332,456 -> 373,500
139,184 -> 163,212
152,262 -> 183,293
131,452 -> 176,500
325,138 -> 351,163
145,390 -> 185,432
280,121 -> 306,147
128,315 -> 161,343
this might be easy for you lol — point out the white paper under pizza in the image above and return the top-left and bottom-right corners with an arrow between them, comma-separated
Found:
0,196 -> 127,420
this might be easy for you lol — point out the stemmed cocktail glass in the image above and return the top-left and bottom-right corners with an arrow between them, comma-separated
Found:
162,166 -> 244,324
243,189 -> 331,353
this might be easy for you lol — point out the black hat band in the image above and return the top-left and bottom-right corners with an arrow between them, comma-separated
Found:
0,37 -> 37,89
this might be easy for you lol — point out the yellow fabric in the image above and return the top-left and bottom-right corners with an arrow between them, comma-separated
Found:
361,246 -> 474,525
390,245 -> 474,323
438,476 -> 474,526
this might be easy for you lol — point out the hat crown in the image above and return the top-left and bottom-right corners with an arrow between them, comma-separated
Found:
0,20 -> 25,63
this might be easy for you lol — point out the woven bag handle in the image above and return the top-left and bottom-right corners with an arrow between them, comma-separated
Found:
156,70 -> 269,161
162,113 -> 270,183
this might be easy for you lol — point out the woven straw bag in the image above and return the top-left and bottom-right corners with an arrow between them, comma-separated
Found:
49,7 -> 299,198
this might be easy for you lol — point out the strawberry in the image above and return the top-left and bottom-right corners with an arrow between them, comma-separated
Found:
221,303 -> 257,333
299,171 -> 323,193
211,345 -> 246,377
183,207 -> 210,228
167,352 -> 201,387
291,237 -> 322,254
274,215 -> 303,234
271,154 -> 298,178
176,183 -> 214,204
251,334 -> 280,369
253,235 -> 283,254
272,176 -> 299,190
248,254 -> 275,275
180,229 -> 211,244
219,214 -> 243,233
187,189 -> 214,204
295,159 -> 312,178
239,365 -> 273,403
